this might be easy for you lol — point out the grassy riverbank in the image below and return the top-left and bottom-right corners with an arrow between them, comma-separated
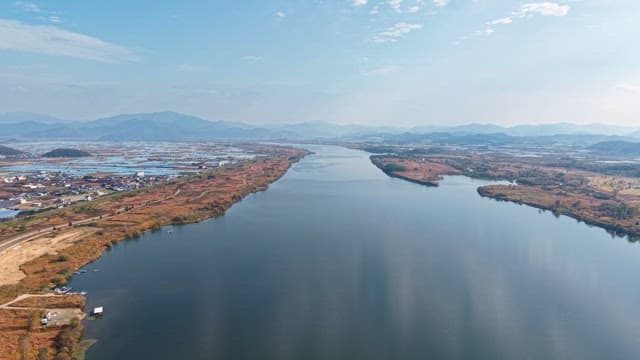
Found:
370,153 -> 640,239
0,144 -> 310,359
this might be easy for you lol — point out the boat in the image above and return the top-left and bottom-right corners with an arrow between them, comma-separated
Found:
91,306 -> 104,317
55,286 -> 72,294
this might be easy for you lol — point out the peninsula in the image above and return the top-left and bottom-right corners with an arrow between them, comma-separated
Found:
363,146 -> 640,239
0,144 -> 309,359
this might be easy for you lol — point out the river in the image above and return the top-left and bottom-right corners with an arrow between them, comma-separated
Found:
70,145 -> 640,360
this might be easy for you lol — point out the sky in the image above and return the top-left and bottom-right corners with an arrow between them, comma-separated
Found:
0,0 -> 638,126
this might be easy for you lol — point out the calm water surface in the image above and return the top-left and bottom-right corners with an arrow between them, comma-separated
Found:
71,145 -> 640,360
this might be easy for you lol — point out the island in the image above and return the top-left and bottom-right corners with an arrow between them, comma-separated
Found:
42,148 -> 92,158
370,155 -> 461,186
0,145 -> 23,157
0,144 -> 310,359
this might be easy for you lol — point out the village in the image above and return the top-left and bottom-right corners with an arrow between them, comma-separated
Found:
0,170 -> 178,221
0,141 -> 248,222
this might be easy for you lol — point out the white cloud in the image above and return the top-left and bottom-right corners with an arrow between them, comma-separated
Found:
615,84 -> 640,94
15,2 -> 63,23
407,6 -> 420,13
481,2 -> 570,37
15,1 -> 40,13
515,2 -> 570,17
242,55 -> 263,62
176,64 -> 209,72
353,0 -> 368,6
388,0 -> 403,12
0,19 -> 139,63
370,5 -> 380,14
374,22 -> 423,43
434,0 -> 450,7
276,11 -> 286,18
487,17 -> 513,25
363,65 -> 398,76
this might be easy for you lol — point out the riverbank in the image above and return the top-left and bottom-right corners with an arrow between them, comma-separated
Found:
370,155 -> 461,187
478,185 -> 640,239
369,153 -> 640,240
0,144 -> 310,359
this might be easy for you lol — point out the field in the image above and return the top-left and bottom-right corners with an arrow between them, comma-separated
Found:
0,144 -> 309,359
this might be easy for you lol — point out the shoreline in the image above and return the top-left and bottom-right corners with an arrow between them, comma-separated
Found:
477,185 -> 640,240
0,144 -> 311,359
369,155 -> 640,241
369,155 -> 461,187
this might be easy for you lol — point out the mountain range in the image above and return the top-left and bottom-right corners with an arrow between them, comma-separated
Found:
0,111 -> 638,141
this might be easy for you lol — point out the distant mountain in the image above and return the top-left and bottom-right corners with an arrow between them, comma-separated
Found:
588,140 -> 640,156
0,112 -> 71,124
0,112 -> 281,141
86,112 -> 252,141
0,111 -> 637,141
411,123 -> 636,137
268,121 -> 403,138
372,131 -> 630,147
43,148 -> 92,158
0,111 -> 396,141
411,123 -> 507,134
506,123 -> 635,137
0,145 -> 23,156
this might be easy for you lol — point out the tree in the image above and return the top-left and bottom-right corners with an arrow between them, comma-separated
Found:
37,348 -> 50,360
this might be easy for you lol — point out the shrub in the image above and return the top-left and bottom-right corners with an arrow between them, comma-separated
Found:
52,254 -> 70,262
382,163 -> 407,173
51,275 -> 67,287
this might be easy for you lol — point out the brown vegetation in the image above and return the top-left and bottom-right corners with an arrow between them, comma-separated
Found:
370,151 -> 640,238
9,295 -> 85,310
370,155 -> 461,186
478,185 -> 640,238
0,144 -> 309,359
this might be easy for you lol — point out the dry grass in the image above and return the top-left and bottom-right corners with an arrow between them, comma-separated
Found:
0,144 -> 309,359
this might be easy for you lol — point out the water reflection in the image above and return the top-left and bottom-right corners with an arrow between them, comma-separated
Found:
71,145 -> 640,360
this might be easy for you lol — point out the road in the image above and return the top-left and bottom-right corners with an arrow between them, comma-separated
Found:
0,294 -> 85,326
0,212 -> 110,253
0,186 -> 183,253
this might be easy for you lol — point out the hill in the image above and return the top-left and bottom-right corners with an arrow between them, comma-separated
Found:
42,148 -> 92,158
0,111 -> 637,141
0,145 -> 23,156
588,140 -> 640,156
0,112 -> 70,124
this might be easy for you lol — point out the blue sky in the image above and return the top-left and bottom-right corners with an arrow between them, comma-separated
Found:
0,0 -> 638,126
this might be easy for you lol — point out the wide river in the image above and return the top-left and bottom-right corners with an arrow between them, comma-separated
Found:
71,145 -> 640,360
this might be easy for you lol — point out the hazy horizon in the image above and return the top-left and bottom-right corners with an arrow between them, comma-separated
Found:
1,1 -> 638,126
2,110 -> 640,131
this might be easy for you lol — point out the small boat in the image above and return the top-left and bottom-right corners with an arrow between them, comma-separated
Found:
79,291 -> 88,296
55,286 -> 72,294
91,306 -> 104,317
80,270 -> 87,274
